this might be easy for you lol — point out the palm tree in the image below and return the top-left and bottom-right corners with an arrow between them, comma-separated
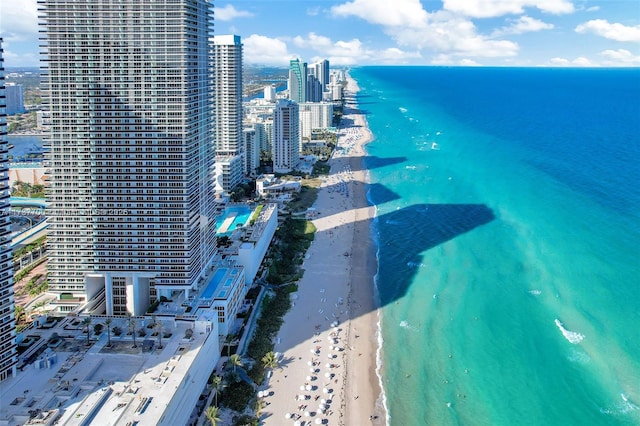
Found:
224,334 -> 234,357
105,318 -> 113,347
154,321 -> 163,349
126,313 -> 137,348
81,316 -> 92,346
205,405 -> 221,426
228,354 -> 243,374
211,375 -> 224,406
261,351 -> 278,370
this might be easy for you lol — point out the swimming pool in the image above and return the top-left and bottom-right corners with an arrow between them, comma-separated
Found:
216,206 -> 252,235
202,268 -> 227,299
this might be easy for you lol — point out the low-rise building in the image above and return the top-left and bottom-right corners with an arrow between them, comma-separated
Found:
255,174 -> 302,199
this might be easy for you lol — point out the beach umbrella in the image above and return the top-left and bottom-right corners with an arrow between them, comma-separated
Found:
323,388 -> 329,394
305,385 -> 312,391
325,363 -> 331,369
307,361 -> 313,366
315,418 -> 323,424
306,376 -> 312,381
329,345 -> 334,350
324,372 -> 331,378
294,421 -> 301,426
285,413 -> 292,419
321,399 -> 327,404
305,411 -> 312,417
300,385 -> 305,391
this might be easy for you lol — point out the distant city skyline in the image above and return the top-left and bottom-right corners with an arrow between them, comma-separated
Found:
1,0 -> 639,68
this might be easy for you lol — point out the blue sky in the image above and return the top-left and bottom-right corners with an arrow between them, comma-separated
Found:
1,0 -> 639,67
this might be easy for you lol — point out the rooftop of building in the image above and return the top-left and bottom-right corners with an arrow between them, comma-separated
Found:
0,314 -> 215,426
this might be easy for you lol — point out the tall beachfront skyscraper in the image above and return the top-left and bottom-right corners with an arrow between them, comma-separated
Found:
212,34 -> 244,193
288,58 -> 307,103
39,0 -> 217,315
273,99 -> 299,173
0,38 -> 17,382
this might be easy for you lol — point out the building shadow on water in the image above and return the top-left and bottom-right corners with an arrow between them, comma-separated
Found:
373,203 -> 496,303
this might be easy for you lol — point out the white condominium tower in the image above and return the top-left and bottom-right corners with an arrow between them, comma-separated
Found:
0,38 -> 17,381
40,0 -> 217,315
273,99 -> 300,173
212,34 -> 244,193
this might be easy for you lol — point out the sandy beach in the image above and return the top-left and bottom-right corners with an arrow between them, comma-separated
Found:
261,74 -> 384,426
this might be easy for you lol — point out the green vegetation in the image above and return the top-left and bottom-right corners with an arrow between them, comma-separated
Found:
6,112 -> 38,134
219,380 -> 254,412
14,257 -> 47,283
11,181 -> 45,198
17,273 -> 48,297
285,185 -> 319,213
247,204 -> 264,226
13,236 -> 47,261
266,220 -> 315,284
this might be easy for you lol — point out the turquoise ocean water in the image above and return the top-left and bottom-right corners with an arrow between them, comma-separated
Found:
350,67 -> 640,426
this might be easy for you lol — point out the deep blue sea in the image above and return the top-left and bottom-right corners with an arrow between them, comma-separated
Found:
351,67 -> 640,426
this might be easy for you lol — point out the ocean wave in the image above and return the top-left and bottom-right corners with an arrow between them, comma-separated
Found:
407,261 -> 426,268
399,320 -> 419,332
399,107 -> 407,113
554,319 -> 585,344
600,393 -> 639,417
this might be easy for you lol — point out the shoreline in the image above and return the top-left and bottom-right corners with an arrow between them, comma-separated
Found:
261,72 -> 385,425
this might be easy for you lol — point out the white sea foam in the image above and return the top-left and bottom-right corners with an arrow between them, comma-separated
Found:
567,348 -> 591,364
528,289 -> 541,296
399,107 -> 407,113
620,394 -> 639,414
407,261 -> 426,268
600,393 -> 639,417
554,319 -> 585,344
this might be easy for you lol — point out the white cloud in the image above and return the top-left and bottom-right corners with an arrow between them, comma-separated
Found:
332,1 -> 520,59
431,54 -> 481,66
548,56 -> 595,66
243,35 -> 291,65
0,0 -> 39,42
492,16 -> 554,36
293,33 -> 333,50
585,6 -> 600,12
294,33 -> 421,65
2,49 -> 39,68
575,19 -> 640,42
600,49 -> 640,65
442,0 -> 575,18
572,56 -> 593,66
331,0 -> 428,28
389,12 -> 519,58
215,4 -> 253,21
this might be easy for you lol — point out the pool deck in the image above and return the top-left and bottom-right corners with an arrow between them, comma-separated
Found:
217,211 -> 238,234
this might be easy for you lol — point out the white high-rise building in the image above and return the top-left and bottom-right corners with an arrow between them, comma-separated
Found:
273,99 -> 299,173
309,59 -> 330,92
40,0 -> 217,315
0,38 -> 17,382
213,34 -> 244,193
264,85 -> 276,102
299,102 -> 334,139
